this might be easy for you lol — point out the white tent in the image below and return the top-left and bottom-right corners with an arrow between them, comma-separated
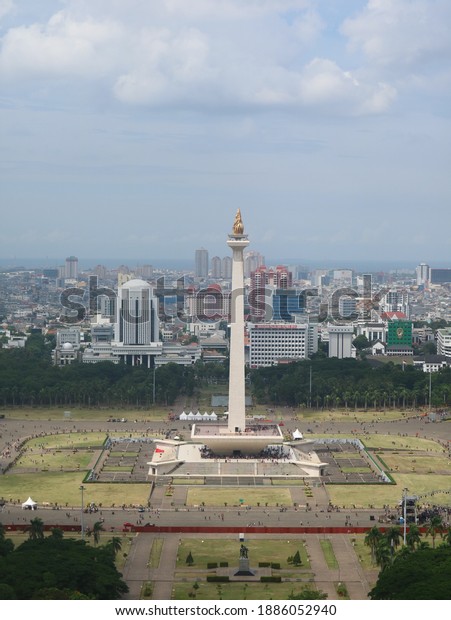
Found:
292,429 -> 303,440
179,412 -> 188,420
22,497 -> 37,510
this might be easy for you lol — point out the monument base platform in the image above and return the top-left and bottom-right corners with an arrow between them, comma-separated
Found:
191,422 -> 283,456
234,557 -> 255,576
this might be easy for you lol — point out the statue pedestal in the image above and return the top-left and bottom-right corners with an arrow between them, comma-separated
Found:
234,558 -> 255,576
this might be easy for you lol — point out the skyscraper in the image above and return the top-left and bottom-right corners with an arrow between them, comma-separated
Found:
211,256 -> 222,279
195,248 -> 209,278
65,256 -> 78,280
221,256 -> 232,279
112,278 -> 162,366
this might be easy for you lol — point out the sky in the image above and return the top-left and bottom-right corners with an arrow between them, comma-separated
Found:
1,0 -> 451,267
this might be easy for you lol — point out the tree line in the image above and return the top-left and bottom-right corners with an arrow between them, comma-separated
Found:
0,334 -> 228,408
249,357 -> 451,409
366,516 -> 451,599
1,334 -> 450,409
0,521 -> 127,599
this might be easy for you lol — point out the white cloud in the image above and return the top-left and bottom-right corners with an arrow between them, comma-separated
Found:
0,0 -> 14,20
0,0 -> 399,115
0,10 -> 123,78
342,0 -> 451,68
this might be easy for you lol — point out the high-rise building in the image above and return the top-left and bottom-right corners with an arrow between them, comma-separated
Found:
65,256 -> 78,280
221,256 -> 232,279
429,268 -> 451,285
211,256 -> 222,279
244,251 -> 265,277
195,248 -> 209,278
338,296 -> 357,319
416,263 -> 429,286
271,289 -> 305,322
112,278 -> 162,366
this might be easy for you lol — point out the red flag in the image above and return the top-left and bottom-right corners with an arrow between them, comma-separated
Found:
155,448 -> 165,453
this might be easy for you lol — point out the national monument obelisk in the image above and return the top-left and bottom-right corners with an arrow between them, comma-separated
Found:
190,211 -> 283,454
226,209 -> 249,432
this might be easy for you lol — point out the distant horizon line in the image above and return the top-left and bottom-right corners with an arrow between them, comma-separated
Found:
1,257 -> 451,272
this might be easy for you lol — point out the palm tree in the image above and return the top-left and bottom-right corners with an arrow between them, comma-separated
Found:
374,539 -> 391,571
28,517 -> 45,540
406,524 -> 422,550
443,528 -> 451,546
91,521 -> 104,546
108,536 -> 122,557
426,514 -> 444,548
364,526 -> 383,564
385,525 -> 402,554
50,527 -> 64,540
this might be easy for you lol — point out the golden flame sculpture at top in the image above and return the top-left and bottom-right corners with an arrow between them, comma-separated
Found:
232,209 -> 244,235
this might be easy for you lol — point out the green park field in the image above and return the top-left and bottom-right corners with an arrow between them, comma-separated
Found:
1,407 -> 171,422
186,487 -> 292,507
0,471 -> 150,506
176,538 -> 310,569
0,411 -> 450,510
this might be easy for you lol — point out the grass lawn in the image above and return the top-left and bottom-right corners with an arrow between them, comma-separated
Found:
320,539 -> 338,569
149,537 -> 164,568
186,487 -> 292,507
351,536 -> 375,570
311,433 -> 443,452
176,538 -> 310,570
13,450 -> 95,471
326,472 -> 451,508
172,581 -> 321,600
0,471 -> 150,506
1,407 -> 171,421
378,453 -> 451,474
295,408 -> 415,423
26,432 -> 107,450
340,467 -> 372,474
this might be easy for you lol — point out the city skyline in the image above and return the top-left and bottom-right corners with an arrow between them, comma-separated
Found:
1,1 -> 451,261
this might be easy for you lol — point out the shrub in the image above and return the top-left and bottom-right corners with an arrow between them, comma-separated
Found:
186,552 -> 194,566
271,562 -> 281,570
206,576 -> 229,583
261,576 -> 282,583
258,562 -> 271,567
219,562 -> 228,568
207,562 -> 218,569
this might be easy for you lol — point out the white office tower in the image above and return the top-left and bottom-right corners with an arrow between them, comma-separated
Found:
416,263 -> 430,286
113,279 -> 162,366
249,323 -> 318,368
226,210 -> 249,432
328,324 -> 355,359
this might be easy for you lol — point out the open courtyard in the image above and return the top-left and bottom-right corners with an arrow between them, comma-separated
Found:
1,405 -> 451,599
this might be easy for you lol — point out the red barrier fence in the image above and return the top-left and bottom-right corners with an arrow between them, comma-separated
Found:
2,524 -> 433,535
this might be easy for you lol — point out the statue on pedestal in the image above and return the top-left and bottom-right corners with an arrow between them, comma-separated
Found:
240,544 -> 248,559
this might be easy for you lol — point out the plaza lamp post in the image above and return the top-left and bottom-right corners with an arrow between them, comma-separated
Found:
80,485 -> 85,539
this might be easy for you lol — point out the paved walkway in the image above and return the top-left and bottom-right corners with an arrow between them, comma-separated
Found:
121,532 -> 375,601
122,534 -> 153,599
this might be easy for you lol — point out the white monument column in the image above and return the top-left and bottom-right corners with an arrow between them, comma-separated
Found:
226,210 -> 249,432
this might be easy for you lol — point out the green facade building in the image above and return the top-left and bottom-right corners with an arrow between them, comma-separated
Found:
386,320 -> 413,347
